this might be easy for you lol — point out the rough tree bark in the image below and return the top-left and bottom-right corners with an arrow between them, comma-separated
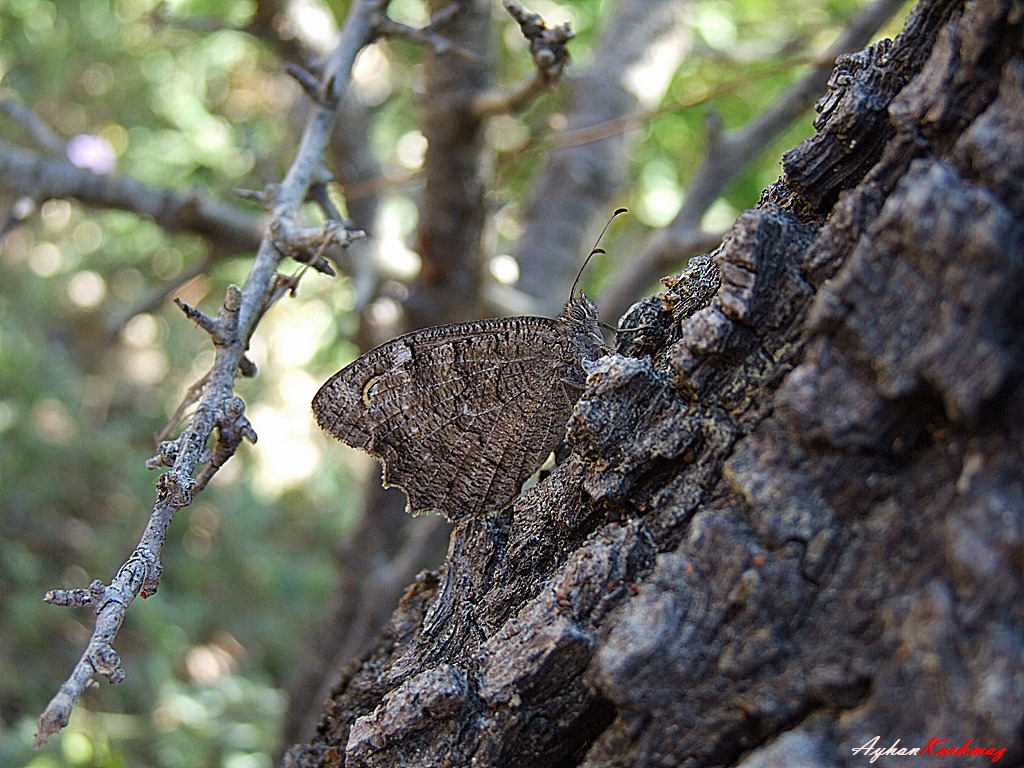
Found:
283,0 -> 1024,764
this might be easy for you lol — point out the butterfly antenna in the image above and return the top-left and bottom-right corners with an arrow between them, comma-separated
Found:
570,207 -> 628,298
614,323 -> 654,333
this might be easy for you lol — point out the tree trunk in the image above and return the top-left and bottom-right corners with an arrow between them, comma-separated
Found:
282,0 -> 1024,764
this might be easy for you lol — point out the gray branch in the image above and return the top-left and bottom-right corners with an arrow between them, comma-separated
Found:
473,0 -> 575,118
0,138 -> 264,252
32,0 -> 382,748
0,98 -> 66,154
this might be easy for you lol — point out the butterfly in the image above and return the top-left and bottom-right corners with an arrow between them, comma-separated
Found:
312,209 -> 624,522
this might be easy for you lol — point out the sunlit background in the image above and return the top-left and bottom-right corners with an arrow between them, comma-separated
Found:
0,0 -> 905,765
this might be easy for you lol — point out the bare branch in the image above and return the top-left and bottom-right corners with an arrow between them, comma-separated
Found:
376,7 -> 477,59
501,0 -> 572,86
43,580 -> 106,609
601,0 -> 907,320
286,61 -> 327,104
0,99 -> 66,155
0,137 -> 264,253
193,396 -> 257,494
33,0 -> 382,747
473,0 -> 573,119
271,216 -> 363,276
104,256 -> 212,341
175,296 -> 220,337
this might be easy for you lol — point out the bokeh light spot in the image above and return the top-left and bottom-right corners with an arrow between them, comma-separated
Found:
67,270 -> 107,309
31,398 -> 77,445
352,44 -> 392,105
396,130 -> 427,169
489,254 -> 520,285
41,199 -> 72,231
29,242 -> 63,277
124,348 -> 170,385
122,313 -> 161,348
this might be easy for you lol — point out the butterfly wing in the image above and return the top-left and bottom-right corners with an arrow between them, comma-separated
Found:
312,316 -> 583,522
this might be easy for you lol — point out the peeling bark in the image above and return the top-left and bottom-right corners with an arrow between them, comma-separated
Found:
283,0 -> 1024,764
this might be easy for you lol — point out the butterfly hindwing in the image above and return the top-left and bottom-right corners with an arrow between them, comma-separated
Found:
312,315 -> 583,521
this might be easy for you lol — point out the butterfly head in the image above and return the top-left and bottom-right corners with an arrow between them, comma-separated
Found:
560,208 -> 626,362
562,292 -> 607,359
565,291 -> 597,322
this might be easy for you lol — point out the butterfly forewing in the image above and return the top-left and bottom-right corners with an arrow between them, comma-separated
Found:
312,315 -> 585,521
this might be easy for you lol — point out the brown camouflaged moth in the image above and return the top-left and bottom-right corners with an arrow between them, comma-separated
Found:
312,209 -> 625,522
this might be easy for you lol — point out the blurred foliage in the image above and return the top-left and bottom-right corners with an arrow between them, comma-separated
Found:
0,0 -> 902,765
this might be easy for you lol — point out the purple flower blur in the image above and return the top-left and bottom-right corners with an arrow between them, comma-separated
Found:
67,134 -> 117,174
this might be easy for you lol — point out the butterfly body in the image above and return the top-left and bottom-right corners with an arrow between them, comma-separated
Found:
312,294 -> 605,522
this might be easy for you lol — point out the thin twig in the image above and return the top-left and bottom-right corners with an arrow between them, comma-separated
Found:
377,19 -> 477,59
374,0 -> 476,57
103,257 -> 213,341
0,99 -> 66,155
473,0 -> 573,118
33,0 -> 382,748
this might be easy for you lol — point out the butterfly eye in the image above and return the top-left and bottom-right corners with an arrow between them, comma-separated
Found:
568,298 -> 591,322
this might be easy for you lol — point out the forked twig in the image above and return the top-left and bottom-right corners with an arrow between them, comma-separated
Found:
473,0 -> 574,118
32,0 -> 382,748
